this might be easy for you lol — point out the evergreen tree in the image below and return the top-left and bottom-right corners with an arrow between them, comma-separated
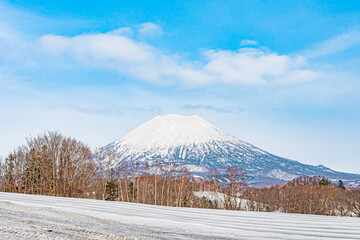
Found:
337,180 -> 345,189
105,180 -> 118,201
319,177 -> 330,186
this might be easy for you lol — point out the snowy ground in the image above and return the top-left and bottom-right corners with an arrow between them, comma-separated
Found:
1,192 -> 360,239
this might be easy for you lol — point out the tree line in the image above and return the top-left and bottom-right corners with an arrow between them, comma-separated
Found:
242,176 -> 360,217
0,131 -> 359,217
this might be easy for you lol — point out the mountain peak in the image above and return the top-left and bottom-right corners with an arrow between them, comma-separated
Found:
102,114 -> 360,187
119,114 -> 236,149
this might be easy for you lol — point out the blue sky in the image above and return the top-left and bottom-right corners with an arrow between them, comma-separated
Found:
1,0 -> 360,173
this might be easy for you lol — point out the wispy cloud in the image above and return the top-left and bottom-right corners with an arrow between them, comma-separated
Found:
0,1 -> 319,89
137,22 -> 163,37
0,73 -> 24,91
0,22 -> 16,40
108,27 -> 134,37
304,27 -> 360,58
240,39 -> 259,47
48,103 -> 161,116
48,103 -> 113,115
182,104 -> 243,113
39,28 -> 317,87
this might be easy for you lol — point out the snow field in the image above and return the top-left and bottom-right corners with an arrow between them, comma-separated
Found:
1,192 -> 360,239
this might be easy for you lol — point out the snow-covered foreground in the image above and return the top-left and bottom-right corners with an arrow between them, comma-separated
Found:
1,192 -> 360,240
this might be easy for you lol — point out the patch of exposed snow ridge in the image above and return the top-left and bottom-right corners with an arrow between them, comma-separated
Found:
266,169 -> 298,181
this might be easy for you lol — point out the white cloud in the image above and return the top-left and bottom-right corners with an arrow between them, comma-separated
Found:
108,27 -> 133,37
39,27 -> 317,87
203,49 -> 306,85
240,39 -> 259,47
137,22 -> 163,37
0,22 -> 14,40
304,27 -> 360,58
275,70 -> 319,85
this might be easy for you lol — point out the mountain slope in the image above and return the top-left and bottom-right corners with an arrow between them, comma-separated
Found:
101,114 -> 360,186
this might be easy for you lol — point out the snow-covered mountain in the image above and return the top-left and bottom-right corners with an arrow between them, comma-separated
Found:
100,114 -> 360,186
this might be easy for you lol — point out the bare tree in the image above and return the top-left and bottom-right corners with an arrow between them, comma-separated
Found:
94,147 -> 117,200
209,167 -> 221,209
347,188 -> 360,217
1,131 -> 98,198
222,166 -> 246,210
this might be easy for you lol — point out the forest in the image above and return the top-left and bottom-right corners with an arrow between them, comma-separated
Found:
1,131 -> 359,217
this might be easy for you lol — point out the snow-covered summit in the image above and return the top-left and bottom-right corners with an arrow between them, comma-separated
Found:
119,114 -> 236,149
